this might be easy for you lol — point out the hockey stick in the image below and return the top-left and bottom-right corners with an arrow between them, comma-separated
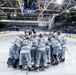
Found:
65,47 -> 70,55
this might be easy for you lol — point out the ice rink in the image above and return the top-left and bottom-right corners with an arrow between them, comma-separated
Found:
0,32 -> 76,75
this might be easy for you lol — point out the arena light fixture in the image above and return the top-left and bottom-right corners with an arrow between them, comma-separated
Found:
56,0 -> 64,5
74,6 -> 76,9
66,10 -> 69,13
13,13 -> 17,17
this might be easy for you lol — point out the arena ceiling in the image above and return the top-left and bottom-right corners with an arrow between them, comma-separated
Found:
0,0 -> 76,25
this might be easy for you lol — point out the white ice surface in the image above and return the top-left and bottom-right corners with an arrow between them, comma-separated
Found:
0,34 -> 76,75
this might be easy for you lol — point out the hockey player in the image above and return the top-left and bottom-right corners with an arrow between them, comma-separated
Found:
31,34 -> 38,68
44,33 -> 51,64
48,32 -> 54,65
8,34 -> 23,68
57,31 -> 66,62
48,34 -> 62,65
35,34 -> 47,70
19,37 -> 32,71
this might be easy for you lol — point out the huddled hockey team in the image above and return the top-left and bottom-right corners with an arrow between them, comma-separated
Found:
7,30 -> 66,71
